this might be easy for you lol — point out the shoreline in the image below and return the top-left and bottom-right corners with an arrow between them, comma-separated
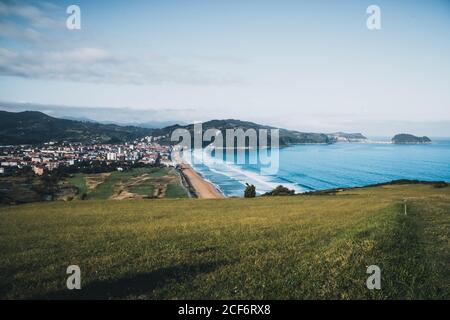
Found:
180,161 -> 448,199
172,148 -> 225,199
172,145 -> 449,199
178,162 -> 225,199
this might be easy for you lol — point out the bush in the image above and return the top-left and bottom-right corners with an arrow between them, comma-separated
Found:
244,183 -> 256,198
263,185 -> 295,196
433,182 -> 448,188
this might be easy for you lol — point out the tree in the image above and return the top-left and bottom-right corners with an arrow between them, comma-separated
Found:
263,185 -> 295,196
244,183 -> 256,198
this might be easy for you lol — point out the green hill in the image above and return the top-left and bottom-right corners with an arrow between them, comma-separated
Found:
152,119 -> 334,146
0,111 -> 335,146
0,111 -> 152,145
0,183 -> 448,299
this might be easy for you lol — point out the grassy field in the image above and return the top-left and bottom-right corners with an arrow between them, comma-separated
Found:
66,173 -> 88,200
66,167 -> 188,200
0,183 -> 448,299
0,174 -> 53,204
0,167 -> 188,204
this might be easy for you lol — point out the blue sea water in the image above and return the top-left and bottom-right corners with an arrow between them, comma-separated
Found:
186,138 -> 450,197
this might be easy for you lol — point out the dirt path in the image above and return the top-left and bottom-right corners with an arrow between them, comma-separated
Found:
110,188 -> 137,200
109,174 -> 175,200
85,173 -> 111,190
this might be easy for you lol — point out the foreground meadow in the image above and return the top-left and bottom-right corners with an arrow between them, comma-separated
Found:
66,167 -> 187,200
0,167 -> 188,205
0,183 -> 448,299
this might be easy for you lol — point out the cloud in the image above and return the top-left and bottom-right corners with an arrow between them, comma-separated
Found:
0,1 -> 243,85
0,0 -> 63,29
0,47 -> 122,83
0,20 -> 44,42
0,46 -> 242,85
188,54 -> 248,64
53,48 -> 117,63
0,101 -> 195,125
0,1 -> 64,45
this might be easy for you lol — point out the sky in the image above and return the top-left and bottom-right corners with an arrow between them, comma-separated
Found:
0,0 -> 449,136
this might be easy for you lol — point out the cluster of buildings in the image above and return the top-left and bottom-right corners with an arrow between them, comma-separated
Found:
0,136 -> 174,176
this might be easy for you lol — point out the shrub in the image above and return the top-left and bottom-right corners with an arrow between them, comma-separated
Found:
264,185 -> 295,196
244,183 -> 256,198
433,182 -> 448,188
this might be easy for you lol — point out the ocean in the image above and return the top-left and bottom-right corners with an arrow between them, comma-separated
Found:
185,138 -> 450,197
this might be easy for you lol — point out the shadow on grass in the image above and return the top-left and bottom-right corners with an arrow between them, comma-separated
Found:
36,260 -> 228,299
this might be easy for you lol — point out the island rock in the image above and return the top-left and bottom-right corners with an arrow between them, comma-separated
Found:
391,134 -> 431,144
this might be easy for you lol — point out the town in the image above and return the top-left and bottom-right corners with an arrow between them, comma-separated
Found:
0,135 -> 174,176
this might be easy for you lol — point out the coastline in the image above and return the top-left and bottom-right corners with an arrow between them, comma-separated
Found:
171,140 -> 450,199
172,149 -> 225,199
179,162 -> 225,199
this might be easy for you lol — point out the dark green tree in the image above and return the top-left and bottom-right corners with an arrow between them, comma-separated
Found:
263,185 -> 295,196
244,183 -> 256,198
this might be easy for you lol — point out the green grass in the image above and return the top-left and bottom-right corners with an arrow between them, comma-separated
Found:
85,169 -> 145,200
0,175 -> 43,204
66,174 -> 87,199
80,167 -> 185,200
148,167 -> 170,177
0,184 -> 448,299
127,180 -> 155,197
165,182 -> 189,198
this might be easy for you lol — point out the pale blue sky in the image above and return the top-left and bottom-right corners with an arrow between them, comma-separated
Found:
0,0 -> 449,135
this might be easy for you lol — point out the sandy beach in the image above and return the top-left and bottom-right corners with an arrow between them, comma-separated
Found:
179,162 -> 224,199
172,148 -> 224,199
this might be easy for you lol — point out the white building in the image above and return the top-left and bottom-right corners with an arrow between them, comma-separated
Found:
160,160 -> 174,167
1,161 -> 18,167
107,152 -> 117,161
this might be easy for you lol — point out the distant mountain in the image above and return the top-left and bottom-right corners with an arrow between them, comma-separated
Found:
59,117 -> 180,129
328,132 -> 367,142
100,121 -> 184,129
59,115 -> 97,123
0,101 -> 189,127
391,134 -> 431,144
0,111 -> 152,145
149,119 -> 335,147
55,116 -> 179,129
0,111 -> 358,147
